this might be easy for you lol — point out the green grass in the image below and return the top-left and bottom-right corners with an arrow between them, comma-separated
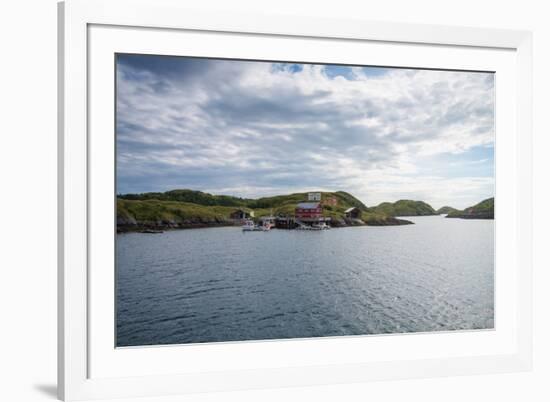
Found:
446,197 -> 494,219
118,189 -> 251,207
117,199 -> 237,224
371,200 -> 437,217
436,206 -> 459,214
119,189 -> 368,210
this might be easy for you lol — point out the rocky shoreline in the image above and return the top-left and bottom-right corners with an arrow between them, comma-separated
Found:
117,216 -> 237,233
117,215 -> 413,233
445,212 -> 494,219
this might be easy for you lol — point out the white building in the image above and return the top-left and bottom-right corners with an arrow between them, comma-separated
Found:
308,192 -> 321,201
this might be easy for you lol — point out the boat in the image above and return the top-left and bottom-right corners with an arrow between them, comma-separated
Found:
261,222 -> 272,231
296,223 -> 320,230
242,220 -> 272,232
295,220 -> 330,230
258,215 -> 276,230
139,229 -> 164,234
242,219 -> 256,231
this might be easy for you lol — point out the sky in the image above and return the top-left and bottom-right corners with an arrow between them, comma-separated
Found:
116,54 -> 495,210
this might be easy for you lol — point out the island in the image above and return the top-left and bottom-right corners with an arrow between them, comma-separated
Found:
436,206 -> 459,215
370,200 -> 438,217
446,197 -> 494,219
116,190 -> 415,232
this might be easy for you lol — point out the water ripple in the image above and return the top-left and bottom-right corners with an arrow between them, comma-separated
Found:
116,217 -> 494,346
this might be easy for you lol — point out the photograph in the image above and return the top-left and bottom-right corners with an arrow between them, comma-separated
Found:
2,0 -> 544,400
115,53 -> 495,347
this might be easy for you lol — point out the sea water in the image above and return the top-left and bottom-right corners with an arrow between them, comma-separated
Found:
116,216 -> 494,346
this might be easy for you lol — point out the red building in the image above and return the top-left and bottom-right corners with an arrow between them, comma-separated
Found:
295,202 -> 323,221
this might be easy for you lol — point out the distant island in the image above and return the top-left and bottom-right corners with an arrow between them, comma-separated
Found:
436,206 -> 460,215
116,190 -> 494,232
371,200 -> 437,217
445,197 -> 494,219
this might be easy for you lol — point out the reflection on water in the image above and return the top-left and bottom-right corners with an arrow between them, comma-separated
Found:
116,216 -> 494,346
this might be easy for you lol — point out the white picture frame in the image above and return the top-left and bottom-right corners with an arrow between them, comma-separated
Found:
58,0 -> 533,400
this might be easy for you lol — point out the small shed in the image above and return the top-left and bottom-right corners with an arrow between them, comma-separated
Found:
230,208 -> 254,220
344,207 -> 361,219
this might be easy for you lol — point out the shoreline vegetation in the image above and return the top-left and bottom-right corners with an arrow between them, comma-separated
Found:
116,190 -> 494,233
445,197 -> 494,219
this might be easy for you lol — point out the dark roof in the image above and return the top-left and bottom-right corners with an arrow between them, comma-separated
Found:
296,202 -> 321,209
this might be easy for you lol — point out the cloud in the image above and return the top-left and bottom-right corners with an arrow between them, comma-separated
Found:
116,55 -> 494,209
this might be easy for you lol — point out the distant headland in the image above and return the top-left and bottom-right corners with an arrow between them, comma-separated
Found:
445,197 -> 494,219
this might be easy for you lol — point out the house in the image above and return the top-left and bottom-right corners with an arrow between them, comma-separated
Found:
229,208 -> 254,220
344,207 -> 361,219
307,192 -> 321,202
295,202 -> 323,221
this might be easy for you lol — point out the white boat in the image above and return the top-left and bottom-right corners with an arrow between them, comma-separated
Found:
260,222 -> 272,231
242,219 -> 256,231
242,220 -> 272,232
295,220 -> 330,230
296,224 -> 320,230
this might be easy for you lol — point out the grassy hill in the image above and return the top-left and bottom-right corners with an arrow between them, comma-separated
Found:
119,190 -> 368,210
117,199 -> 238,226
436,206 -> 459,215
118,189 -> 251,207
371,200 -> 437,217
446,197 -> 494,219
117,189 -> 411,231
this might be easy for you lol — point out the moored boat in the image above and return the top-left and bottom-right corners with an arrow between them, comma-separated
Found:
242,219 -> 256,231
139,229 -> 164,234
242,220 -> 272,232
295,221 -> 330,230
260,222 -> 272,231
